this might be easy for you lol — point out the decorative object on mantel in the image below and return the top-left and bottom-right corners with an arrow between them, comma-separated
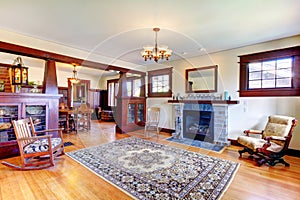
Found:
168,99 -> 239,104
69,64 -> 80,84
141,27 -> 172,62
185,93 -> 222,100
223,91 -> 229,100
67,137 -> 239,199
28,81 -> 41,93
11,57 -> 28,85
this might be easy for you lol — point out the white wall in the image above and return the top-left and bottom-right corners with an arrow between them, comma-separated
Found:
146,35 -> 300,150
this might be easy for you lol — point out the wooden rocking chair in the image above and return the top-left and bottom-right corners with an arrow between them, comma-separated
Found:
2,118 -> 65,170
237,115 -> 297,166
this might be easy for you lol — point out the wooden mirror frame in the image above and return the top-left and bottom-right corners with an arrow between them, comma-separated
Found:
67,79 -> 90,108
185,65 -> 218,93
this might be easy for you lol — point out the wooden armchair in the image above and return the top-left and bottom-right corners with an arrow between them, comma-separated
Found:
237,115 -> 297,166
2,118 -> 64,170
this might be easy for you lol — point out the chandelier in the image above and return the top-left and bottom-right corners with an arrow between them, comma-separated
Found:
141,28 -> 172,62
69,64 -> 80,84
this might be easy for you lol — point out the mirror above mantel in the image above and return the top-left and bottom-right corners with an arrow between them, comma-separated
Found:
185,65 -> 218,93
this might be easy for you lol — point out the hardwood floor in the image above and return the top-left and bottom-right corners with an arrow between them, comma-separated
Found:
1,120 -> 300,200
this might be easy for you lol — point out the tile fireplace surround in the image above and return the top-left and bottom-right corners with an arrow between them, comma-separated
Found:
168,100 -> 239,146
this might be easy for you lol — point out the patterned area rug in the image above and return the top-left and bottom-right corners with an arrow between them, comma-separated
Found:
67,137 -> 239,199
166,137 -> 225,153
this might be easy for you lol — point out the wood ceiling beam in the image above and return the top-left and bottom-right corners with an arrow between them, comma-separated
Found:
0,41 -> 146,76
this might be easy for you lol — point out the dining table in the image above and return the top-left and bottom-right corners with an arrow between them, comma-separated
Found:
59,108 -> 75,132
59,107 -> 94,132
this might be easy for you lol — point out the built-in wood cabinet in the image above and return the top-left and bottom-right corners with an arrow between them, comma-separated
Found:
0,93 -> 61,158
115,97 -> 145,133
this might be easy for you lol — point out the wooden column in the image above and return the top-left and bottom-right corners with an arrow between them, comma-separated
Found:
115,72 -> 126,133
117,72 -> 128,97
42,60 -> 58,94
140,75 -> 146,97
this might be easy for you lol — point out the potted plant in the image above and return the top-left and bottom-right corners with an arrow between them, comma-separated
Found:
28,81 -> 39,93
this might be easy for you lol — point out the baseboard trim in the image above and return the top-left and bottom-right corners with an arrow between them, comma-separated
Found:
287,149 -> 300,157
229,139 -> 300,158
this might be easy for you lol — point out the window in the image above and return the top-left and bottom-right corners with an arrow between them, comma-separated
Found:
107,79 -> 119,106
239,46 -> 300,97
148,67 -> 172,97
248,58 -> 292,89
126,78 -> 142,97
109,74 -> 145,100
132,78 -> 142,97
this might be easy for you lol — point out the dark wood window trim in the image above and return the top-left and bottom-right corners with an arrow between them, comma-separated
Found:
147,67 -> 172,98
239,46 -> 300,97
107,79 -> 119,89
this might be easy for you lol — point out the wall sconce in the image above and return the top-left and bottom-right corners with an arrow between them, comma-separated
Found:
11,57 -> 28,85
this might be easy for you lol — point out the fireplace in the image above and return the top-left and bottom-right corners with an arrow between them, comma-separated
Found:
169,99 -> 238,145
183,104 -> 214,142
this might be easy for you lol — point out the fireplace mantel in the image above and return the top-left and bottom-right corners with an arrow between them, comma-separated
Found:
168,100 -> 239,104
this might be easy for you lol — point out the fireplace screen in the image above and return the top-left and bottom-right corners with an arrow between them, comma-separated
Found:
183,104 -> 214,142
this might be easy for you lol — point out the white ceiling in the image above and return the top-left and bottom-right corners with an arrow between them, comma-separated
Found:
0,0 -> 300,67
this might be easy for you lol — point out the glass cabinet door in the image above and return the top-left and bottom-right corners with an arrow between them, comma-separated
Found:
127,103 -> 135,124
25,105 -> 47,131
137,103 -> 144,123
0,105 -> 19,142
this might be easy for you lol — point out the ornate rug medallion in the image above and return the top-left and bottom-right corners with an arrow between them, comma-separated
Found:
118,148 -> 176,173
67,137 -> 239,199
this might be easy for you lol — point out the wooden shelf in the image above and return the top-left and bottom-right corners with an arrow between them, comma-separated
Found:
167,100 -> 239,104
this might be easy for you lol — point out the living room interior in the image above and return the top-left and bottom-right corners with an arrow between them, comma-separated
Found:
0,1 -> 300,199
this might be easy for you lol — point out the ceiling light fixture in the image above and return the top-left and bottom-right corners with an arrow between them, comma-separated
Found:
141,28 -> 172,63
69,64 -> 80,84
